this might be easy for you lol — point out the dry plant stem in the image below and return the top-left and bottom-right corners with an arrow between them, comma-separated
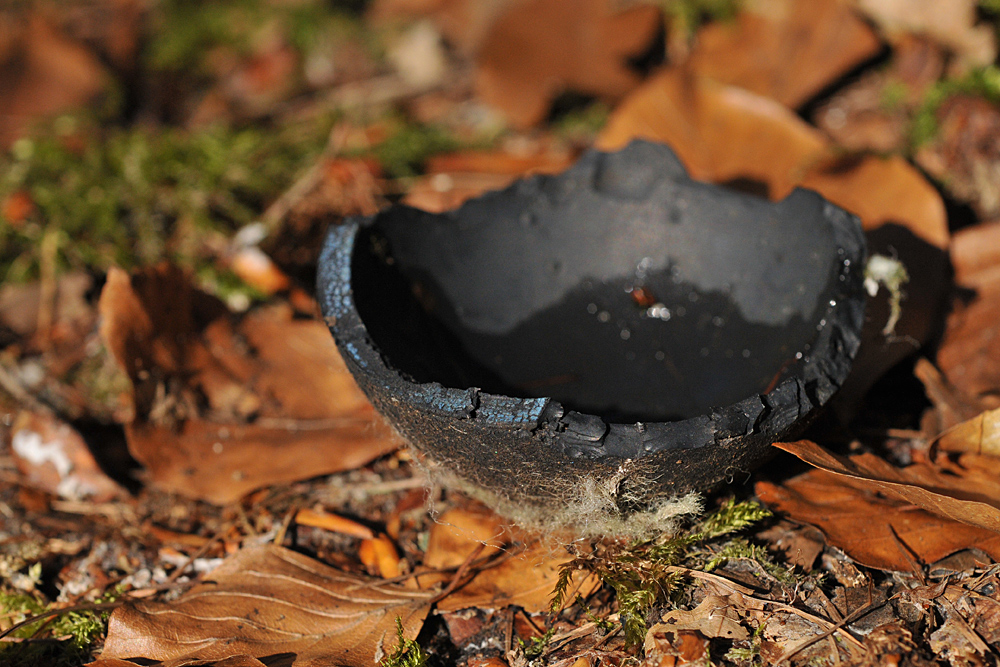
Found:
542,614 -> 621,658
936,595 -> 993,656
321,70 -> 470,113
431,542 -> 487,604
889,525 -> 927,585
159,523 -> 231,589
36,228 -> 59,348
0,358 -> 54,415
775,598 -> 890,665
273,504 -> 299,546
0,601 -> 122,642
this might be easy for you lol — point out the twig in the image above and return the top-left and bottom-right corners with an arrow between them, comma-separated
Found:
774,598 -> 890,664
431,543 -> 487,604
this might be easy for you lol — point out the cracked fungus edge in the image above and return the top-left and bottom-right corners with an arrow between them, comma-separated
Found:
414,451 -> 703,541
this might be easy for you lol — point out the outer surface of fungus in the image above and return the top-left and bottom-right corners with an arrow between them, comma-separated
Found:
318,141 -> 867,529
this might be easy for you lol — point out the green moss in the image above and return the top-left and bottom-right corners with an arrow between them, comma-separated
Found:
380,618 -> 428,667
0,588 -> 115,667
520,626 -> 557,659
663,0 -> 743,36
910,66 -> 1000,147
146,0 -> 375,76
372,120 -> 467,179
554,102 -> 611,142
0,113 -> 333,282
878,80 -> 910,113
551,498 -> 772,648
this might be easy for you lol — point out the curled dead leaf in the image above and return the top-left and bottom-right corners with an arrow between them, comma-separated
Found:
97,544 -> 433,667
772,440 -> 1000,533
935,407 -> 1000,457
755,471 -> 1000,571
687,0 -> 880,109
98,264 -> 402,504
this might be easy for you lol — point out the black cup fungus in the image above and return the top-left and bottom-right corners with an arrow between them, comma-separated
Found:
318,140 -> 867,517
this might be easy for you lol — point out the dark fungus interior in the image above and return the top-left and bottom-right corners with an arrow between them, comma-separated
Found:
352,143 -> 848,423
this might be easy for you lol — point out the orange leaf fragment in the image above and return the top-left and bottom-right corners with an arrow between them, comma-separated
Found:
420,504 -> 597,612
359,534 -> 402,579
295,508 -> 375,539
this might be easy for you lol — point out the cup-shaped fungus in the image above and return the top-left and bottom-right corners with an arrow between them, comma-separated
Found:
318,141 -> 867,534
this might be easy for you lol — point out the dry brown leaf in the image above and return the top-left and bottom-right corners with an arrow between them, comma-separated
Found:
96,544 -> 433,667
0,12 -> 108,148
404,146 -> 575,213
936,408 -> 1000,457
755,472 -> 1000,571
913,357 -> 984,433
420,505 -> 596,612
653,595 -> 748,642
939,221 -> 1000,400
774,440 -> 1000,533
367,0 -> 515,55
643,628 -> 709,667
856,0 -> 996,70
687,0 -> 881,109
475,0 -> 661,127
597,69 -> 828,198
98,264 -> 402,504
9,410 -> 125,502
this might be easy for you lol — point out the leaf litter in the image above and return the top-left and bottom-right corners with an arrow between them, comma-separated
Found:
8,1 -> 1000,666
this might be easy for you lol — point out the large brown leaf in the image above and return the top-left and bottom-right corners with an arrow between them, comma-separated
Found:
688,0 -> 881,109
597,69 -> 828,198
756,472 -> 1000,571
96,544 -> 433,667
475,0 -> 661,127
773,440 -> 1000,533
99,265 -> 402,504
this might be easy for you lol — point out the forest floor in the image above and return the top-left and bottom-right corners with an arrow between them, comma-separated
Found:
4,1 -> 1000,666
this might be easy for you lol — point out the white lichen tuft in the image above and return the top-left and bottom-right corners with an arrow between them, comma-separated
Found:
416,452 -> 703,541
864,254 -> 909,337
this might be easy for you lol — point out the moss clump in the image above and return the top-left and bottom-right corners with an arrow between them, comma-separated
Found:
0,588 -> 115,667
910,66 -> 1000,147
380,618 -> 428,667
550,498 -> 774,648
662,0 -> 743,37
146,0 -> 374,77
371,119 -> 469,180
0,113 -> 333,282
